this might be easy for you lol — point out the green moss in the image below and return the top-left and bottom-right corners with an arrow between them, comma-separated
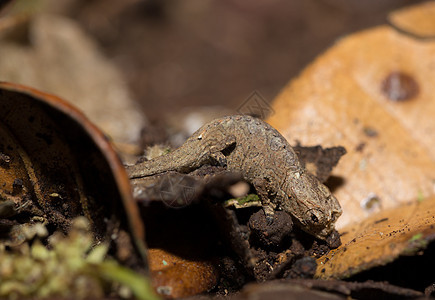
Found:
234,194 -> 260,205
0,217 -> 158,300
224,194 -> 261,209
417,190 -> 425,203
409,233 -> 423,242
402,233 -> 428,256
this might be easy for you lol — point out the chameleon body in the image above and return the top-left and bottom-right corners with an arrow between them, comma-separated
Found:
127,115 -> 342,240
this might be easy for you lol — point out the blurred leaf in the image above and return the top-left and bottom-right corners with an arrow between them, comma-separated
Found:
267,1 -> 435,279
268,2 -> 435,230
389,1 -> 435,38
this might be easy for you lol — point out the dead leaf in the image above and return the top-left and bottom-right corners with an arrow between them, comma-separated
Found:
388,1 -> 435,38
0,82 -> 147,267
0,13 -> 146,144
285,279 -> 424,299
267,1 -> 435,279
316,196 -> 435,279
235,281 -> 343,300
148,248 -> 219,299
267,6 -> 435,229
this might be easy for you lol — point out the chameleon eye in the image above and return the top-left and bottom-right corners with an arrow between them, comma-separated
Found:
311,214 -> 319,223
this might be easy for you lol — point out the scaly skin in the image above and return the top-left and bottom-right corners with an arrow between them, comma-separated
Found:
127,115 -> 342,240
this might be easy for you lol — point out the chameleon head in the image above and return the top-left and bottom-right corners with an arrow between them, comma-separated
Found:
286,171 -> 342,240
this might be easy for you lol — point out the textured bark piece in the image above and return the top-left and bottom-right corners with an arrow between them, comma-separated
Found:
267,23 -> 435,229
293,146 -> 346,184
388,1 -> 435,38
316,196 -> 435,279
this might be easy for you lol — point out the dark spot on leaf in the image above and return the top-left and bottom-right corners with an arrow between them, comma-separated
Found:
381,72 -> 419,101
374,217 -> 389,224
363,126 -> 378,137
355,142 -> 366,152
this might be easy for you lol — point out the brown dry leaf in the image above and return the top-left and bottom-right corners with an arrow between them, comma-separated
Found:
267,2 -> 435,278
0,82 -> 146,266
316,196 -> 435,279
388,1 -> 435,38
0,13 -> 146,144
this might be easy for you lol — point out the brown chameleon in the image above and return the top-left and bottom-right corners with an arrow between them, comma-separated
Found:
127,115 -> 342,240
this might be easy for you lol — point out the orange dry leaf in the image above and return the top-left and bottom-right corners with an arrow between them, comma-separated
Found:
316,196 -> 435,279
267,1 -> 435,278
389,1 -> 435,38
148,248 -> 218,299
267,10 -> 435,230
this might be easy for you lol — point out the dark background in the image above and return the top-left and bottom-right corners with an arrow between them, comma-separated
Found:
64,0 -> 422,121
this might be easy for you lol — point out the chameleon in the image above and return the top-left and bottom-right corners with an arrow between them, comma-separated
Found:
127,115 -> 342,240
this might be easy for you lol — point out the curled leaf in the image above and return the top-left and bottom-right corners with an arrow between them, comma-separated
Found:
0,82 -> 146,266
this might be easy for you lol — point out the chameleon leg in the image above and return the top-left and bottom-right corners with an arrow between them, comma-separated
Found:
208,135 -> 236,167
252,177 -> 276,224
210,151 -> 227,167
